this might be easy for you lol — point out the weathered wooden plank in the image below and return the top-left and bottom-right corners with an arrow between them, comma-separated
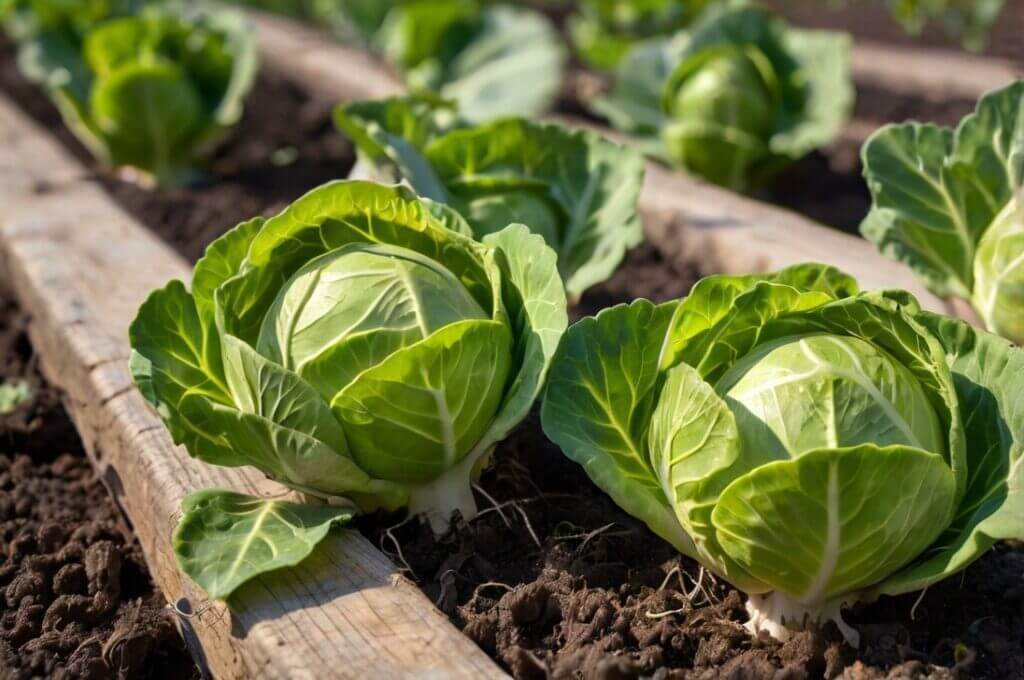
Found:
251,11 -> 403,100
249,10 -> 957,318
0,94 -> 506,680
637,165 -> 956,316
850,40 -> 1020,100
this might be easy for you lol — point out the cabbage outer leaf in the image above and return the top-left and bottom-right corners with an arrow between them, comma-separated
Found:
712,445 -> 955,603
480,224 -> 568,449
542,299 -> 698,556
647,360 -> 766,591
661,263 -> 859,376
875,312 -> 1024,595
426,119 -> 645,298
331,319 -> 513,482
436,6 -> 565,123
174,490 -> 356,600
861,80 -> 1024,300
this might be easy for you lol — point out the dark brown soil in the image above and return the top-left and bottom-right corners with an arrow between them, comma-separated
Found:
576,238 -> 702,319
0,36 -> 355,262
767,85 -> 981,233
361,409 -> 1024,680
0,295 -> 200,680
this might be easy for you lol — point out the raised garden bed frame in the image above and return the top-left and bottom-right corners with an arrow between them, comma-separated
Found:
1,9 -> 1015,678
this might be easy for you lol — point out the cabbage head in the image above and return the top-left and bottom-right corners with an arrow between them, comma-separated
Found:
335,95 -> 645,299
130,181 -> 567,598
12,5 -> 257,187
862,80 -> 1024,346
542,263 -> 1024,645
592,4 -> 852,191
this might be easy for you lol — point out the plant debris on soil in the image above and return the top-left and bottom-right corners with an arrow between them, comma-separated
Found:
0,294 -> 200,680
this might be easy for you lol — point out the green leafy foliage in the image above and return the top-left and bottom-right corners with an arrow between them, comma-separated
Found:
174,490 -> 356,600
336,96 -> 646,299
1,0 -> 144,43
861,80 -> 1024,344
234,0 -> 565,121
542,263 -> 1023,645
9,4 -> 257,186
592,4 -> 853,191
382,1 -> 566,122
568,0 -> 711,70
131,180 -> 567,598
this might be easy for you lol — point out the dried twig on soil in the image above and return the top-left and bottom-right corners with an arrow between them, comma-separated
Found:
473,581 -> 513,597
659,565 -> 685,592
103,600 -> 143,673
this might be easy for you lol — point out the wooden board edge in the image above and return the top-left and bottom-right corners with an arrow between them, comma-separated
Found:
851,40 -> 1021,101
0,94 -> 506,679
638,164 -> 956,316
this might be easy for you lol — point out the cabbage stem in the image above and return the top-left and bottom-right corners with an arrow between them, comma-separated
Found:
744,592 -> 859,647
407,452 -> 482,534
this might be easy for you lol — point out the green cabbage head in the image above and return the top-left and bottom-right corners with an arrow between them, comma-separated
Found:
972,195 -> 1024,343
335,95 -> 645,299
542,263 -> 1024,645
14,5 -> 257,186
592,5 -> 853,190
862,80 -> 1024,346
130,181 -> 568,548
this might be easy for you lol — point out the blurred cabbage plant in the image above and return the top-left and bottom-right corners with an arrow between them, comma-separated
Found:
233,0 -> 565,122
9,3 -> 258,187
593,4 -> 853,191
569,0 -> 711,70
829,0 -> 1006,51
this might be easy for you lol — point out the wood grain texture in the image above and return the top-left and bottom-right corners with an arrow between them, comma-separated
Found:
0,95 -> 506,680
638,164 -> 956,315
248,12 -> 957,317
251,11 -> 403,100
851,41 -> 1020,100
